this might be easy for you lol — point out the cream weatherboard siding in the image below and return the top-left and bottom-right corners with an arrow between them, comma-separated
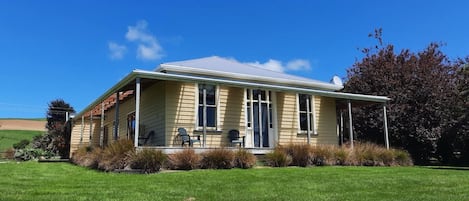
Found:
313,96 -> 338,145
276,93 -> 338,146
164,81 -> 197,146
276,92 -> 302,144
140,81 -> 166,146
69,118 -> 100,157
218,86 -> 245,146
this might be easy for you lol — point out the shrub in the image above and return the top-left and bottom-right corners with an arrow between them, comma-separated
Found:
334,147 -> 350,165
200,148 -> 234,169
167,149 -> 201,170
14,148 -> 50,161
71,146 -> 102,169
265,147 -> 291,167
233,149 -> 257,169
311,145 -> 335,166
4,147 -> 16,160
377,149 -> 395,166
13,139 -> 30,149
129,149 -> 167,173
351,143 -> 382,166
284,144 -> 312,167
98,139 -> 134,171
393,149 -> 413,166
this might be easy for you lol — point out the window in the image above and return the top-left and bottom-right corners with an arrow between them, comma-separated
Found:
127,112 -> 136,140
298,94 -> 316,134
198,84 -> 217,128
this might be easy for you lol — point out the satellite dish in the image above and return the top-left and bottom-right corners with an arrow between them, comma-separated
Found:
331,75 -> 343,86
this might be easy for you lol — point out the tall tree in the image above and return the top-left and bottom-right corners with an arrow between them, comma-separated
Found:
34,99 -> 75,158
438,58 -> 469,164
343,29 -> 458,164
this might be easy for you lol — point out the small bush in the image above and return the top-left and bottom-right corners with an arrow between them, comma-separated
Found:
72,146 -> 103,169
311,145 -> 336,166
334,147 -> 350,165
167,149 -> 201,170
265,147 -> 291,167
129,149 -> 167,173
4,147 -> 16,160
14,148 -> 49,161
13,139 -> 30,149
378,149 -> 395,166
284,144 -> 312,167
233,149 -> 257,169
393,149 -> 413,166
98,139 -> 134,171
200,148 -> 234,169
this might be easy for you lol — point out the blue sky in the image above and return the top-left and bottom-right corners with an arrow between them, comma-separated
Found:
0,0 -> 468,118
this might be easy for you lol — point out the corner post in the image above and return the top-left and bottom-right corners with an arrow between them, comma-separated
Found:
134,78 -> 141,148
306,95 -> 311,144
383,104 -> 390,150
114,91 -> 120,141
203,88 -> 207,147
100,102 -> 105,147
348,100 -> 354,149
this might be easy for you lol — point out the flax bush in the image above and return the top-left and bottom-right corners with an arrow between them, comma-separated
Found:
200,148 -> 234,169
98,139 -> 134,171
71,146 -> 102,169
284,144 -> 312,167
167,149 -> 201,170
233,148 -> 257,169
265,147 -> 291,167
128,149 -> 167,173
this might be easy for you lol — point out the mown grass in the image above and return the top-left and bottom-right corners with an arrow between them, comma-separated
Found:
1,162 -> 469,201
0,130 -> 44,152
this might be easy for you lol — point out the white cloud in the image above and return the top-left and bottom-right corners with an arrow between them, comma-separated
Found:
125,20 -> 164,60
108,42 -> 127,60
286,59 -> 311,71
247,59 -> 284,72
246,59 -> 311,72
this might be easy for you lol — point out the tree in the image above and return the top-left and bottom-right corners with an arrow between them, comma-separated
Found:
33,99 -> 75,158
438,58 -> 469,164
343,29 -> 458,164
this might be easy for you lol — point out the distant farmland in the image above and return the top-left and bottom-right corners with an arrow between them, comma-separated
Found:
0,119 -> 46,131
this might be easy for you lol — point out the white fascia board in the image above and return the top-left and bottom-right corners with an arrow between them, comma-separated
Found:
158,64 -> 344,91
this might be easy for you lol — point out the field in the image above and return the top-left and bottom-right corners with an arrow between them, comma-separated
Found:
1,162 -> 468,201
0,119 -> 46,131
0,130 -> 45,152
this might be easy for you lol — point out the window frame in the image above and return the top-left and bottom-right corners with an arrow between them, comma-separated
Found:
195,83 -> 219,131
296,94 -> 317,135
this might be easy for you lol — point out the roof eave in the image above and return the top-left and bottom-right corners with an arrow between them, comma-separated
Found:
159,64 -> 343,91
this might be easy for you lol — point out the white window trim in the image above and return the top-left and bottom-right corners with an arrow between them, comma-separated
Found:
194,83 -> 220,131
127,111 -> 136,140
297,94 -> 318,135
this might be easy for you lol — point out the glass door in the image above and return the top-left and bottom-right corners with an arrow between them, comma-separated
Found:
246,89 -> 274,148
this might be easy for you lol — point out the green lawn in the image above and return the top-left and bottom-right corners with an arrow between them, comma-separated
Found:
0,130 -> 44,152
1,162 -> 468,201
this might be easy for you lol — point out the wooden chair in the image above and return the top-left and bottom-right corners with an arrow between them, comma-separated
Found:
177,128 -> 201,147
229,129 -> 245,147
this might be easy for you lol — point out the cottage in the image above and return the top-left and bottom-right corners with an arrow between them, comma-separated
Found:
69,56 -> 389,157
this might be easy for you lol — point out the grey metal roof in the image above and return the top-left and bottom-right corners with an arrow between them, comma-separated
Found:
156,56 -> 343,91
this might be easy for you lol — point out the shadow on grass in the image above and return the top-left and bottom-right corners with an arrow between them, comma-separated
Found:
426,166 -> 469,171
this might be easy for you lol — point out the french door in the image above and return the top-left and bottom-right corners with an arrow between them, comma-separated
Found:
246,89 -> 275,148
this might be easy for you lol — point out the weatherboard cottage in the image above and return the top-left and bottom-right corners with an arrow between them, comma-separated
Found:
69,56 -> 389,157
